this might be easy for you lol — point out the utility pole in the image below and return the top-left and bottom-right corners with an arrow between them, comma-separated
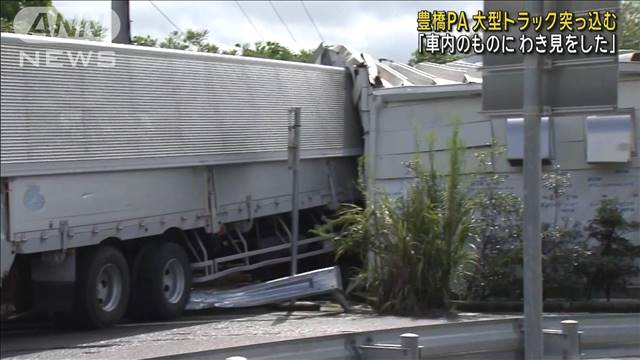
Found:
522,0 -> 544,358
112,0 -> 131,44
288,108 -> 301,276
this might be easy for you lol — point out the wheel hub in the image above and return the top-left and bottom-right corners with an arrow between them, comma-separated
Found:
95,263 -> 123,312
162,258 -> 185,304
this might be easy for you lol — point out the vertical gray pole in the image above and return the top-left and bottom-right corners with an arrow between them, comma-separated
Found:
522,1 -> 544,359
288,108 -> 301,276
112,0 -> 130,44
561,320 -> 580,360
400,333 -> 420,360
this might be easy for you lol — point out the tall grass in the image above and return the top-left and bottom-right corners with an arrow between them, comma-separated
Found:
313,123 -> 475,314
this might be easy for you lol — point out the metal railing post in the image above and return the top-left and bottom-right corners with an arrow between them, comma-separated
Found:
288,107 -> 301,276
562,320 -> 580,360
400,333 -> 420,360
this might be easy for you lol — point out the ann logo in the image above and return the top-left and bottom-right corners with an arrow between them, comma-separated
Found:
12,7 -> 120,42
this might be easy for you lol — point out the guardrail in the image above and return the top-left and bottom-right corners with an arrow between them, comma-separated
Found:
156,314 -> 639,360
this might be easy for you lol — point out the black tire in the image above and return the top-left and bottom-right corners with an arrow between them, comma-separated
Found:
76,245 -> 130,329
131,242 -> 191,320
126,242 -> 155,320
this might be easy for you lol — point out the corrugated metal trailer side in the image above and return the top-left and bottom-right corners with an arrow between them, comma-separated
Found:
0,33 -> 361,176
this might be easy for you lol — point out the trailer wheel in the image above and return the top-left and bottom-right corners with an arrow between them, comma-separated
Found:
76,245 -> 130,328
133,242 -> 191,320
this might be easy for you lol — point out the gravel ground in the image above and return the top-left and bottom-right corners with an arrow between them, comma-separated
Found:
1,307 -> 511,359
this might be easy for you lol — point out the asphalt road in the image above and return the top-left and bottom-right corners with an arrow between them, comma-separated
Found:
1,307 -> 510,359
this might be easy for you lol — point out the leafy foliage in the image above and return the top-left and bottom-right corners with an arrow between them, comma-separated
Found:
466,161 -> 640,302
0,0 -> 105,41
580,199 -> 640,301
55,17 -> 106,41
156,29 -> 219,53
541,220 -> 589,300
0,0 -> 312,63
133,32 -> 313,62
539,165 -> 590,300
313,122 -> 475,314
464,144 -> 524,300
131,35 -> 158,47
235,41 -> 314,62
158,30 -> 189,50
621,0 -> 640,50
542,165 -> 572,227
0,0 -> 51,28
408,49 -> 462,65
0,17 -> 11,32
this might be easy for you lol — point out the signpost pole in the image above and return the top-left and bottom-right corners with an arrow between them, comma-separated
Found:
522,1 -> 544,359
482,1 -> 618,357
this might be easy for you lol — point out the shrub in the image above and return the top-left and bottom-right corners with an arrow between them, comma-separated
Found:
465,144 -> 524,300
540,165 -> 589,300
541,220 -> 589,300
313,123 -> 475,314
580,199 -> 640,301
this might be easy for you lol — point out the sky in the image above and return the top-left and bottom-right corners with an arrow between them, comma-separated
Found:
52,1 -> 481,63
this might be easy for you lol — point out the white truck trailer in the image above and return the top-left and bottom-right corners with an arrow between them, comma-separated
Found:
0,33 -> 362,327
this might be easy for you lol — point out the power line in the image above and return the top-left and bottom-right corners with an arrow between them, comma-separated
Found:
269,1 -> 296,43
148,0 -> 183,34
235,1 -> 265,41
300,1 -> 325,43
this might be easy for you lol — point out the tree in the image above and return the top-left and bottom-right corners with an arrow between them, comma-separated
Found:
198,42 -> 219,54
155,29 -> 219,53
159,31 -> 188,50
183,29 -> 218,53
465,144 -> 524,301
237,41 -> 311,62
581,199 -> 640,301
131,35 -> 157,47
540,164 -> 589,301
56,17 -> 106,41
1,0 -> 51,32
620,0 -> 640,50
296,49 -> 314,63
220,48 -> 239,56
0,0 -> 105,41
136,34 -> 313,63
408,49 -> 462,65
